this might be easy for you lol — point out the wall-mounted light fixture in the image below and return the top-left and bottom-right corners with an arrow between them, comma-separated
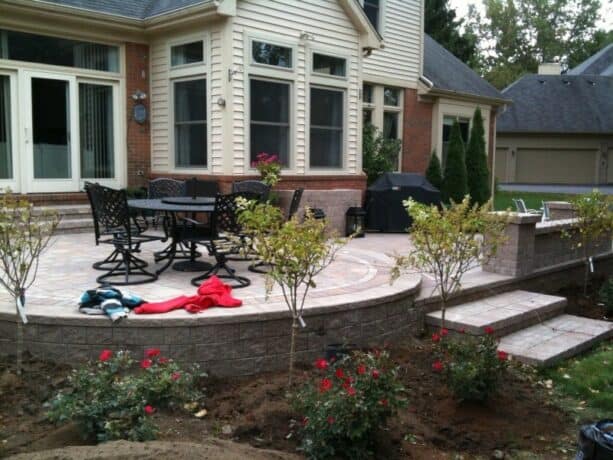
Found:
131,90 -> 147,101
217,97 -> 226,107
300,31 -> 315,41
228,68 -> 241,82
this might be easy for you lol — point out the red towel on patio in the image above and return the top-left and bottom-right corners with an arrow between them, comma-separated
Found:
134,276 -> 242,314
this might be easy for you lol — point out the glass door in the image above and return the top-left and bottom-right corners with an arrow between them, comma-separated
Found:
0,72 -> 17,191
23,71 -> 79,193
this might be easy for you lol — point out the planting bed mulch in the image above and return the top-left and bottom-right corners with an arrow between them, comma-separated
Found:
555,276 -> 611,321
0,337 -> 579,459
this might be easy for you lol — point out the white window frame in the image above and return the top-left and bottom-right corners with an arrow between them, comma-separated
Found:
249,37 -> 296,73
308,84 -> 347,171
169,39 -> 206,70
0,70 -> 18,191
311,51 -> 348,81
361,0 -> 386,35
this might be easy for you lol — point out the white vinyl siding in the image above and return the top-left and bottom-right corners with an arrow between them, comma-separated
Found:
233,0 -> 362,175
362,0 -> 422,87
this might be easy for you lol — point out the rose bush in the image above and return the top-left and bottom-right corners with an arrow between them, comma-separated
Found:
47,349 -> 204,442
293,350 -> 406,459
432,328 -> 508,402
252,152 -> 282,187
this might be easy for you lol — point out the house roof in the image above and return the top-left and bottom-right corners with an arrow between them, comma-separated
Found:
423,34 -> 506,102
497,74 -> 613,134
567,43 -> 613,76
33,0 -> 210,19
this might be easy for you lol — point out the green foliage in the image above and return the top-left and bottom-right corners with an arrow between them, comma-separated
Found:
425,151 -> 443,190
568,29 -> 613,69
47,349 -> 203,442
432,328 -> 509,402
465,108 -> 491,205
441,121 -> 468,204
293,350 -> 407,460
465,0 -> 605,89
562,190 -> 613,294
252,153 -> 282,187
362,123 -> 401,185
392,197 -> 508,327
425,0 -> 478,66
599,277 -> 613,317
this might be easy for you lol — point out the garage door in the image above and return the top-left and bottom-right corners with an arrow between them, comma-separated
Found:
515,149 -> 596,184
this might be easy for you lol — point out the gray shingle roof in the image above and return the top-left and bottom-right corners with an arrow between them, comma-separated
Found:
34,0 -> 210,19
423,34 -> 505,101
497,74 -> 613,134
567,43 -> 613,77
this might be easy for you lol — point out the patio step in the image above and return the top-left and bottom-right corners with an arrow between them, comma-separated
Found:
32,205 -> 94,234
426,290 -> 567,337
498,314 -> 613,366
56,217 -> 95,234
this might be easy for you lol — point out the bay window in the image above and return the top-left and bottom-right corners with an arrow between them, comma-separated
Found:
250,78 -> 290,166
174,78 -> 207,168
310,87 -> 344,168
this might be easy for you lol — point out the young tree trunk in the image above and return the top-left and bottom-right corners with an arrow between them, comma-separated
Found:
440,296 -> 447,330
288,318 -> 299,387
16,303 -> 23,375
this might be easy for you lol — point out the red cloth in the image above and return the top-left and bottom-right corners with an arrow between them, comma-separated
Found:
134,276 -> 242,314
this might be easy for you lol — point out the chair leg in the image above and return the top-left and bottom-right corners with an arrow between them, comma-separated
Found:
191,257 -> 250,289
97,246 -> 158,286
93,248 -> 148,271
248,260 -> 272,274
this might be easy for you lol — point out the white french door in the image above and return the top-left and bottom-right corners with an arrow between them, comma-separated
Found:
0,71 -> 18,192
22,70 -> 79,193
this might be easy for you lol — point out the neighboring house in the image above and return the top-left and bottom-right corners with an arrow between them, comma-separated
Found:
496,45 -> 613,186
0,0 -> 502,204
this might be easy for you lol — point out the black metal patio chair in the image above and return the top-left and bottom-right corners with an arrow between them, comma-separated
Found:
185,177 -> 219,198
88,184 -> 163,285
182,192 -> 255,289
231,180 -> 270,202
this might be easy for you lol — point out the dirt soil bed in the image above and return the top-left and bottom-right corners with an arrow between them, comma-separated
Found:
1,338 -> 578,459
555,277 -> 611,321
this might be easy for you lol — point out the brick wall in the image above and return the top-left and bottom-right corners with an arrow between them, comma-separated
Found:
401,88 -> 434,174
125,42 -> 150,189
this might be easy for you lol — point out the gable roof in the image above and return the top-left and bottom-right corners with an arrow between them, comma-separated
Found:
567,43 -> 613,76
423,34 -> 506,102
31,0 -> 210,19
497,74 -> 613,134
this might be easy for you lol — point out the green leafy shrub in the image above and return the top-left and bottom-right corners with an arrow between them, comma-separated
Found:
432,328 -> 508,402
47,349 -> 203,442
362,123 -> 401,185
599,277 -> 613,317
441,121 -> 468,203
425,151 -> 443,190
252,152 -> 282,187
293,350 -> 406,459
465,108 -> 491,205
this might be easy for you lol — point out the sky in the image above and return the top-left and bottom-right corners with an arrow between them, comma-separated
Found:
449,0 -> 613,30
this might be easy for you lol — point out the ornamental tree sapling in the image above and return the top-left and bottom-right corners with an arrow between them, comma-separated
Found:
0,190 -> 59,373
238,201 -> 345,386
391,196 -> 507,328
562,190 -> 613,296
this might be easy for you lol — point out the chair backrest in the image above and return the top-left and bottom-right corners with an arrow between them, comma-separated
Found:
148,178 -> 186,199
513,198 -> 528,213
84,181 -> 101,243
211,192 -> 260,236
88,185 -> 132,238
232,180 -> 270,202
185,177 -> 219,197
288,188 -> 304,220
542,201 -> 551,221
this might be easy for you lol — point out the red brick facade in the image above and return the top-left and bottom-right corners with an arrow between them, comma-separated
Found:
401,88 -> 434,174
125,42 -> 151,189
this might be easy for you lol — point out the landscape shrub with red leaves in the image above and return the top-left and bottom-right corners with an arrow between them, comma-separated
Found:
293,350 -> 406,459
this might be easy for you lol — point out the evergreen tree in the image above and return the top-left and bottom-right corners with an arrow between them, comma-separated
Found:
465,108 -> 490,205
441,121 -> 468,203
425,150 -> 443,190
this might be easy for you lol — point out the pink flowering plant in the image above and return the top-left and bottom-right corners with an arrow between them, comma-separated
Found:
293,350 -> 406,459
431,327 -> 509,402
47,349 -> 204,442
251,152 -> 282,187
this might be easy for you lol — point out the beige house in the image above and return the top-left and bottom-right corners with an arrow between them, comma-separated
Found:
496,46 -> 613,186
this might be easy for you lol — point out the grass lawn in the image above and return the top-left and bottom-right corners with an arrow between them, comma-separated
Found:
494,191 -> 576,211
541,343 -> 613,421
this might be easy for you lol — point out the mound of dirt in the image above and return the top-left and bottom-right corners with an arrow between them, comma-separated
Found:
6,439 -> 300,460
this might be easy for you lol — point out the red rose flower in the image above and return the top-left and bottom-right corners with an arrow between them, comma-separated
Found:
141,359 -> 153,369
335,368 -> 345,379
379,399 -> 388,407
302,417 -> 309,426
357,364 -> 366,375
315,358 -> 329,370
171,372 -> 181,381
459,328 -> 466,334
431,332 -> 441,343
432,360 -> 444,373
346,386 -> 357,397
158,357 -> 169,364
484,326 -> 495,335
327,416 -> 335,425
440,328 -> 449,336
99,349 -> 113,362
145,348 -> 160,358
497,350 -> 509,361
372,369 -> 380,379
144,405 -> 155,415
319,378 -> 333,393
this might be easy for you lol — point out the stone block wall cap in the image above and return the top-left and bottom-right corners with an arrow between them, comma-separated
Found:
491,212 -> 541,224
546,201 -> 573,208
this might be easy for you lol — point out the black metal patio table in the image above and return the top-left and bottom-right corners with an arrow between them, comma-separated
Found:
128,198 -> 215,275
